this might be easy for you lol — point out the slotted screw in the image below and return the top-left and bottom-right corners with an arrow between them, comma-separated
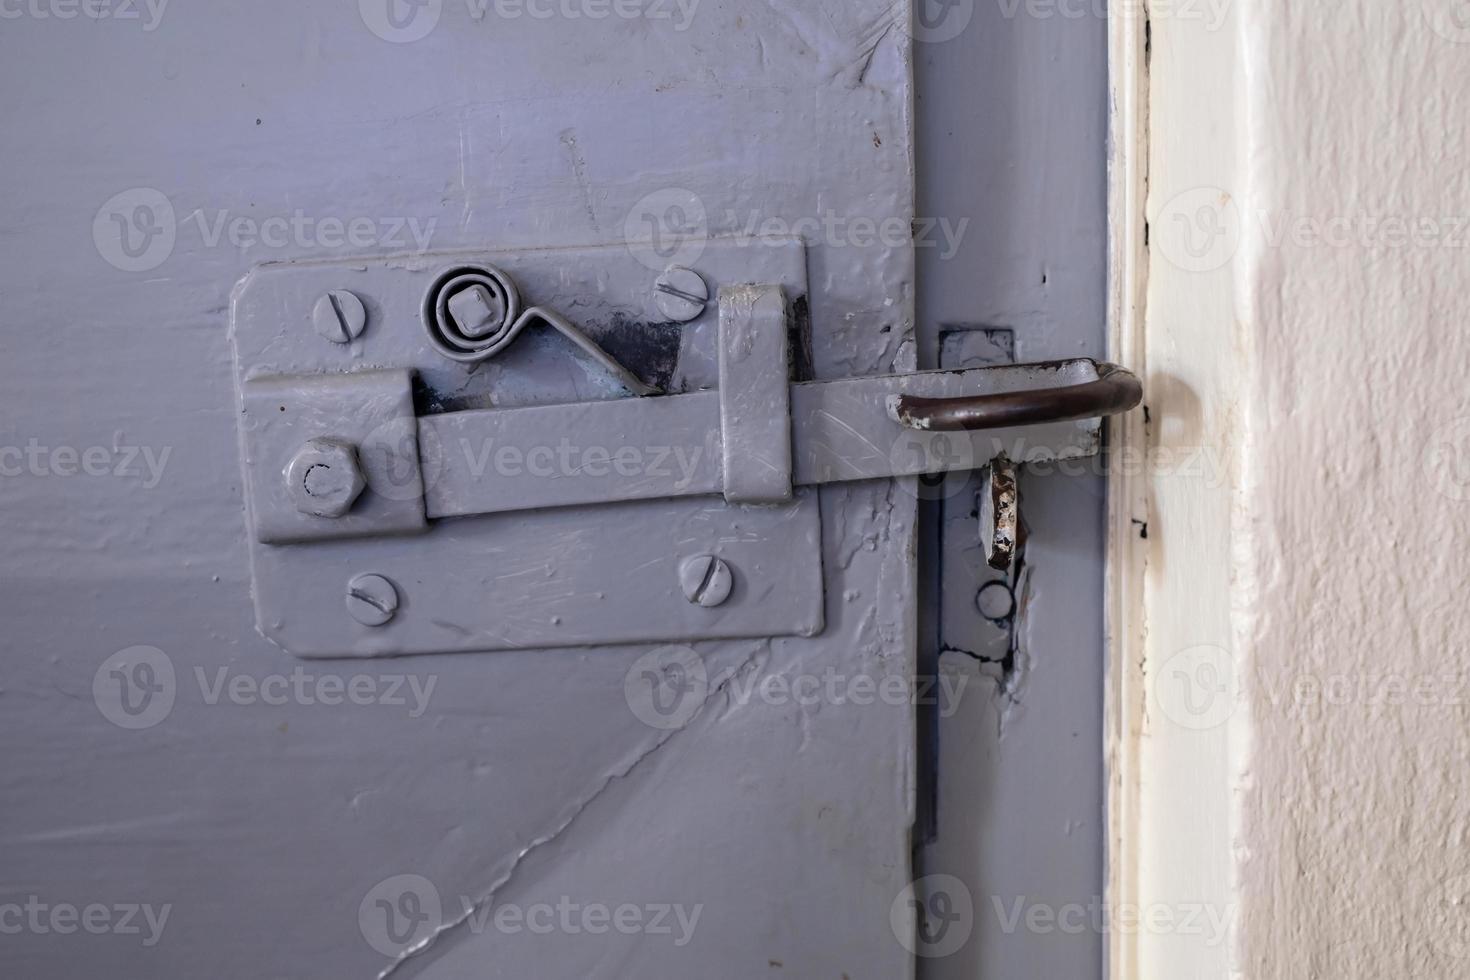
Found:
347,573 -> 400,627
654,266 -> 709,323
313,289 -> 368,344
679,555 -> 734,608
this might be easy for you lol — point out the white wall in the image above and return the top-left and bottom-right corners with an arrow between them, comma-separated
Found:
1122,1 -> 1470,976
1236,3 -> 1470,975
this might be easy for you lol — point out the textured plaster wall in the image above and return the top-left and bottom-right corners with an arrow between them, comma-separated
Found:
1235,3 -> 1470,976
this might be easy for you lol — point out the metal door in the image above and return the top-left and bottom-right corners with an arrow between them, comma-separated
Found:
915,4 -> 1112,978
0,2 -> 1121,977
0,2 -> 925,977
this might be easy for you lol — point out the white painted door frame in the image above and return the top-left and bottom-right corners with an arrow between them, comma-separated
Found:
1103,5 -> 1149,978
1105,3 -> 1240,978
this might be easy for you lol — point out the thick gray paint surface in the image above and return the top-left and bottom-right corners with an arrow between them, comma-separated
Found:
915,3 -> 1110,979
0,3 -> 923,977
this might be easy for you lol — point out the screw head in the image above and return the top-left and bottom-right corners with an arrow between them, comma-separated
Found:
286,438 -> 366,519
446,284 -> 508,340
654,266 -> 709,323
347,573 -> 399,627
679,555 -> 734,608
313,289 -> 369,344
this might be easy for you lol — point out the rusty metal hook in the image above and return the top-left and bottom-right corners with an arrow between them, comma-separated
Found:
887,359 -> 1143,432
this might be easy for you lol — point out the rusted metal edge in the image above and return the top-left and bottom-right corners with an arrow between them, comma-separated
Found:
887,360 -> 1144,432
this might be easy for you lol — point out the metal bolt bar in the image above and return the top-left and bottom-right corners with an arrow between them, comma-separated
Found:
887,361 -> 1143,433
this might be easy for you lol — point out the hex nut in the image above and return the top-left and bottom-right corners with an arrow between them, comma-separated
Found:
286,438 -> 366,519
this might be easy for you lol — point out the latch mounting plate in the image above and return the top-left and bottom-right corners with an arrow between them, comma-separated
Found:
233,239 -> 823,658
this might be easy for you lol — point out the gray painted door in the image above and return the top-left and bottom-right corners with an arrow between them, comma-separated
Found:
916,6 -> 1110,978
1,2 -> 926,978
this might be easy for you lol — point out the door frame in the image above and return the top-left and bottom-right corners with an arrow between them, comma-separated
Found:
1105,2 -> 1241,977
1103,4 -> 1148,977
